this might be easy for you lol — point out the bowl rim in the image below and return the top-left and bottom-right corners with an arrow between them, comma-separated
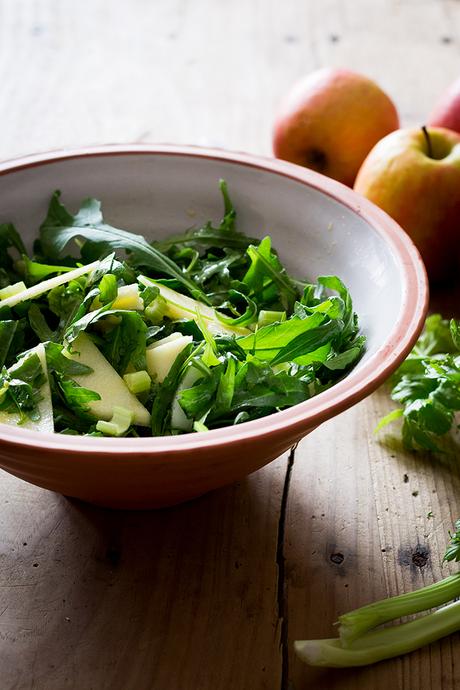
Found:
0,143 -> 429,453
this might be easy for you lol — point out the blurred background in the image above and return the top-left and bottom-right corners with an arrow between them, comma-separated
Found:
2,0 -> 460,161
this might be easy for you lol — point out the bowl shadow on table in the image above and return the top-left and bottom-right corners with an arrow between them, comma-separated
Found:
7,461 -> 286,690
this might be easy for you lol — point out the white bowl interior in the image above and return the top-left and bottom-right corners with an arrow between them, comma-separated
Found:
0,152 -> 405,363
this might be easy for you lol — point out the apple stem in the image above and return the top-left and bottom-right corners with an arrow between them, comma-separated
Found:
422,125 -> 433,158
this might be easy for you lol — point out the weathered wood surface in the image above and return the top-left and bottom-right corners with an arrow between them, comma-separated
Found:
1,1 -> 460,688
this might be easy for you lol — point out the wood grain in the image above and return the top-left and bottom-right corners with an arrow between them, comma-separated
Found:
286,388 -> 460,690
0,458 -> 286,690
1,0 -> 460,688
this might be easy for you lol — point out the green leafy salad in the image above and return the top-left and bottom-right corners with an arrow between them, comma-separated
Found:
0,181 -> 365,437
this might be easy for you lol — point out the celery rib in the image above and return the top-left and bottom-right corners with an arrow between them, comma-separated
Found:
295,599 -> 460,668
339,573 -> 460,645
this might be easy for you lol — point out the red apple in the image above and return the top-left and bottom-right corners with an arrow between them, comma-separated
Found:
272,68 -> 399,187
354,126 -> 460,281
428,77 -> 460,134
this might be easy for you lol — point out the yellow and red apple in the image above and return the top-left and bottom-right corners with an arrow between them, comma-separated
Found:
272,68 -> 399,187
428,77 -> 460,134
354,126 -> 460,281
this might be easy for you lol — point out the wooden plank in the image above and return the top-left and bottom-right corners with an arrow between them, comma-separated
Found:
0,459 -> 286,690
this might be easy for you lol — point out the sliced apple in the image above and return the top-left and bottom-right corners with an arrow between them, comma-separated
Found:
0,343 -> 54,432
148,333 -> 183,349
0,260 -> 101,310
64,332 -> 151,426
112,284 -> 144,310
146,333 -> 193,383
0,281 -> 27,300
170,364 -> 203,431
137,276 -> 250,337
91,283 -> 144,312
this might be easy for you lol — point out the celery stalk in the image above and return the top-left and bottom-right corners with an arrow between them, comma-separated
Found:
295,600 -> 460,668
339,573 -> 460,645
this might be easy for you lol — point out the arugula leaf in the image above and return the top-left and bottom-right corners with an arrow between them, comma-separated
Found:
51,402 -> 96,434
0,352 -> 46,421
378,315 -> 460,451
139,284 -> 159,308
194,251 -> 244,288
228,357 -> 310,411
450,319 -> 460,350
244,237 -> 298,311
238,312 -> 326,361
48,278 -> 86,319
179,366 -> 221,420
444,519 -> 460,563
217,289 -> 258,327
214,356 -> 236,415
270,320 -> 341,366
101,311 -> 147,374
0,321 -> 18,368
39,191 -> 209,303
56,375 -> 101,414
86,254 -> 136,287
243,236 -> 273,296
63,302 -> 114,343
317,275 -> 357,340
64,304 -> 147,368
28,304 -> 56,342
412,314 -> 458,357
0,318 -> 29,368
0,223 -> 27,284
323,341 -> 364,370
44,341 -> 93,376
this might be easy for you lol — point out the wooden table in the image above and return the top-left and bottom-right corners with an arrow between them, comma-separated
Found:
1,1 -> 460,688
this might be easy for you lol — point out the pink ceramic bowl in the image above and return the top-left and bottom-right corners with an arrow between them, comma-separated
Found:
0,145 -> 428,509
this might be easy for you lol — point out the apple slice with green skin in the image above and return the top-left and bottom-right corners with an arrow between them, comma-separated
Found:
0,343 -> 54,432
64,332 -> 151,426
0,260 -> 101,310
137,276 -> 250,337
146,333 -> 193,383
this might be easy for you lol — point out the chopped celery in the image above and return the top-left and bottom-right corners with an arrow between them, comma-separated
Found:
123,370 -> 152,395
257,309 -> 286,328
144,295 -> 168,324
96,406 -> 134,436
193,420 -> 208,433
